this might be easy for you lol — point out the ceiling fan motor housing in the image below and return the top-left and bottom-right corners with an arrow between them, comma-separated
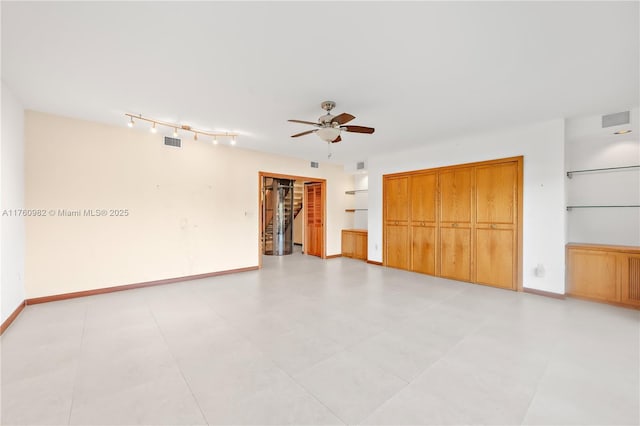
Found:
319,114 -> 335,124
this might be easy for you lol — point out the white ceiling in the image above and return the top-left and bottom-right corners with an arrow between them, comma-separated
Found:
2,1 -> 639,167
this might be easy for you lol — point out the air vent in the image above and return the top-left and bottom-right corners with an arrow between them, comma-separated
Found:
357,161 -> 366,170
164,136 -> 181,148
310,161 -> 319,168
602,111 -> 630,128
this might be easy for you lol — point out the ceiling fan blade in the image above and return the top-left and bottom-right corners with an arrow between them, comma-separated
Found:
291,129 -> 316,138
342,125 -> 375,134
331,135 -> 342,143
332,113 -> 355,125
288,119 -> 320,126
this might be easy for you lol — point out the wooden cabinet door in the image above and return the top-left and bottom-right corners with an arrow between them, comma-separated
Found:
385,224 -> 409,269
620,254 -> 640,307
474,162 -> 517,289
305,183 -> 323,257
439,168 -> 472,281
355,233 -> 368,260
410,173 -> 437,275
341,230 -> 354,258
567,249 -> 619,302
384,176 -> 409,269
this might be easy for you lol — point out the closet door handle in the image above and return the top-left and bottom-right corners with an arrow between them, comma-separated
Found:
490,224 -> 497,229
452,223 -> 458,227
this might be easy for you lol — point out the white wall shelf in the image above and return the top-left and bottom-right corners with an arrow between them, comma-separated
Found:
566,205 -> 640,211
566,164 -> 639,178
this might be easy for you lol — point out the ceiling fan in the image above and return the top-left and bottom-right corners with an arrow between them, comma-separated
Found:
288,101 -> 375,143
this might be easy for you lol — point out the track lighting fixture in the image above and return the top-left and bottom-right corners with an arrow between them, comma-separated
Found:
125,113 -> 238,144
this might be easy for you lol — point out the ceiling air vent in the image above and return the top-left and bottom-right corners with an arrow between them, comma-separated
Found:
602,111 -> 630,128
310,161 -> 319,168
357,161 -> 366,170
164,136 -> 181,148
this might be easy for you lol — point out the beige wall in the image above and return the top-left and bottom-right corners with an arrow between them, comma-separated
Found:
25,111 -> 351,298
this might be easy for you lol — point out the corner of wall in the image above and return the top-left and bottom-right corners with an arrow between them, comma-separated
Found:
1,81 -> 27,324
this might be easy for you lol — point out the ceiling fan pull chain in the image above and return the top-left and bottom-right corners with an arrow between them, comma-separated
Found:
327,141 -> 332,159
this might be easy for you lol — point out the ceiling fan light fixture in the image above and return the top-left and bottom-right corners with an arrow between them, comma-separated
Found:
316,127 -> 341,142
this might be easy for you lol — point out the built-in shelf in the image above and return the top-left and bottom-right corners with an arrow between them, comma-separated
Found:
566,205 -> 640,211
345,208 -> 368,212
345,189 -> 368,194
566,165 -> 640,178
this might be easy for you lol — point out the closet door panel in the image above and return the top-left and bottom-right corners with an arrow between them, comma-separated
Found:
476,162 -> 516,225
440,227 -> 471,282
411,226 -> 436,275
410,173 -> 437,222
474,161 -> 518,289
385,224 -> 409,270
384,176 -> 410,268
385,177 -> 409,223
439,168 -> 472,224
410,172 -> 438,274
476,228 -> 515,289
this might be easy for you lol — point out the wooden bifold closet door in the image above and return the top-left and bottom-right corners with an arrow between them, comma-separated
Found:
439,167 -> 473,282
305,183 -> 323,257
410,172 -> 438,275
474,162 -> 518,289
383,157 -> 522,291
383,176 -> 409,269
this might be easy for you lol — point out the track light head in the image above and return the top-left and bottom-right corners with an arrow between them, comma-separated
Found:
151,122 -> 158,133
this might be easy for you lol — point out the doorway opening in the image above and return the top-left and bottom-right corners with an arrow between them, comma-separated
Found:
258,172 -> 326,266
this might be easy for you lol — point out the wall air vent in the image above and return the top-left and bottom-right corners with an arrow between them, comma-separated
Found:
164,136 -> 181,148
310,161 -> 319,168
357,161 -> 366,170
602,111 -> 630,128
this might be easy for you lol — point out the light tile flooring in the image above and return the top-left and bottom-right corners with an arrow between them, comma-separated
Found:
2,252 -> 639,425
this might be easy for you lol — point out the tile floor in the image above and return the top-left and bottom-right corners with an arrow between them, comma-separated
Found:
1,251 -> 639,425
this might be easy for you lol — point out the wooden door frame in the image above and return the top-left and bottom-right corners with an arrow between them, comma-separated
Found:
258,172 -> 327,268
